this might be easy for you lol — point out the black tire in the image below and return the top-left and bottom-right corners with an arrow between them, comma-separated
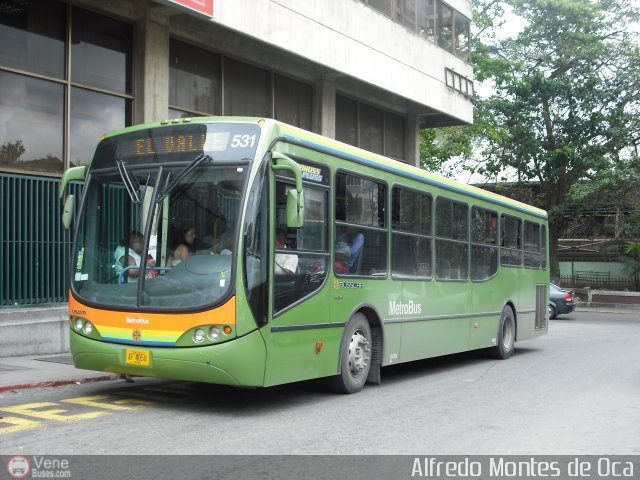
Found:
329,313 -> 371,394
549,304 -> 557,319
488,305 -> 515,359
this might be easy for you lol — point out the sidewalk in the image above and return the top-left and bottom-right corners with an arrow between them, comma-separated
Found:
0,353 -> 120,393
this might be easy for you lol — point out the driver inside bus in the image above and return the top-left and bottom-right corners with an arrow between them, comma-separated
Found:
114,230 -> 154,283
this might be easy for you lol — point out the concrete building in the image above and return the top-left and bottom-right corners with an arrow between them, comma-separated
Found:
0,0 -> 473,355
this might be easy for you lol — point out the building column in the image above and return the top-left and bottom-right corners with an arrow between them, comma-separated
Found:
134,7 -> 170,124
313,77 -> 336,138
405,113 -> 420,167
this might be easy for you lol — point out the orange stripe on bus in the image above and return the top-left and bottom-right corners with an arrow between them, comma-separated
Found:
69,294 -> 236,331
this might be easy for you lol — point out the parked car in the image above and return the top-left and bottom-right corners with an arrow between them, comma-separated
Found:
549,283 -> 575,319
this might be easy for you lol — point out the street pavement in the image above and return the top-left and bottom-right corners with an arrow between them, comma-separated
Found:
0,305 -> 636,393
0,353 -> 119,393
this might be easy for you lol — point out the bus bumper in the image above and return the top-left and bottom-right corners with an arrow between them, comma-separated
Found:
70,329 -> 266,387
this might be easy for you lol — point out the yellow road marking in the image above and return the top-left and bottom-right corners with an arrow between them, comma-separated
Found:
62,395 -> 153,411
0,402 -> 110,422
0,416 -> 42,435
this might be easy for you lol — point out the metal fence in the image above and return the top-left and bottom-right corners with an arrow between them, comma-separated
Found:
559,274 -> 638,292
1,173 -> 82,307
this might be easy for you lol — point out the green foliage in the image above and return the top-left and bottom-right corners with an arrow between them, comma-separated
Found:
475,0 -> 640,207
0,140 -> 26,164
420,0 -> 640,278
622,241 -> 640,290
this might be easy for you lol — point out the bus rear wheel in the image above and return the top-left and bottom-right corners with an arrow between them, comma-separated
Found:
489,305 -> 515,359
330,313 -> 371,394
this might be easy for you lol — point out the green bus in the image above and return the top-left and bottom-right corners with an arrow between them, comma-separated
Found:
60,117 -> 549,394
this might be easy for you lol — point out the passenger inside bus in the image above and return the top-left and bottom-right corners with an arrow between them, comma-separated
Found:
170,224 -> 196,266
274,228 -> 298,274
335,227 -> 364,274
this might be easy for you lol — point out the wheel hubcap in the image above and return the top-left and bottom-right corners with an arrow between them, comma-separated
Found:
348,329 -> 370,378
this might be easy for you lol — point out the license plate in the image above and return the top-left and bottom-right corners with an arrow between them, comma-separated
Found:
125,348 -> 150,366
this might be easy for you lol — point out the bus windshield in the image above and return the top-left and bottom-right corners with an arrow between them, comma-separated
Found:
72,162 -> 247,310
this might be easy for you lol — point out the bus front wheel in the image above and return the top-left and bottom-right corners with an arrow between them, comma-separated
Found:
330,313 -> 372,394
489,305 -> 515,360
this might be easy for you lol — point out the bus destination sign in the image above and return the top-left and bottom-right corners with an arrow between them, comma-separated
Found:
93,123 -> 261,168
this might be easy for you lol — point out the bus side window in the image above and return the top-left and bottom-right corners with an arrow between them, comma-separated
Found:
435,197 -> 468,281
274,181 -> 329,313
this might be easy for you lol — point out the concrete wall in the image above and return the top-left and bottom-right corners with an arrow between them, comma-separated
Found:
1,307 -> 69,356
210,0 -> 473,124
560,261 -> 630,278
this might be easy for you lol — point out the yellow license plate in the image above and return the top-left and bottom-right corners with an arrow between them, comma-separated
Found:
125,349 -> 150,366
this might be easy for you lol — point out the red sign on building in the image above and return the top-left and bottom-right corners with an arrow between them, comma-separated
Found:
156,0 -> 213,19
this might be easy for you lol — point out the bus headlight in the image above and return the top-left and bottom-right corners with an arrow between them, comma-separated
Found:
75,318 -> 84,331
194,329 -> 205,343
209,327 -> 221,340
83,322 -> 93,334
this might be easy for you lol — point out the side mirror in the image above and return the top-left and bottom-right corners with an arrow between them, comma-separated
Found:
271,151 -> 305,228
59,166 -> 86,199
286,189 -> 305,228
62,194 -> 76,230
59,166 -> 86,230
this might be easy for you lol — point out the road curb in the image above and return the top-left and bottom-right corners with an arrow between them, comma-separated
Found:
0,374 -> 121,393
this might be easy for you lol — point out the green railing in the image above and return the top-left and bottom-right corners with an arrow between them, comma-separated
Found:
1,173 -> 82,307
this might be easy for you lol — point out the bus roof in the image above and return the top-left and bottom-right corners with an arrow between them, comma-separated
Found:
99,116 -> 547,221
275,121 -> 547,221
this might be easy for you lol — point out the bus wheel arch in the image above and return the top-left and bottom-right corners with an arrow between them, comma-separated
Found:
506,300 -> 518,342
359,306 -> 383,385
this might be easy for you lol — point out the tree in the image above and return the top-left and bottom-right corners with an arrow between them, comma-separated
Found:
0,140 -> 26,165
622,242 -> 640,291
423,0 -> 640,281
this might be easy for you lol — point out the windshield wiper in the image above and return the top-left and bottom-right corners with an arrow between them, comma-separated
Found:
116,160 -> 142,204
157,153 -> 211,202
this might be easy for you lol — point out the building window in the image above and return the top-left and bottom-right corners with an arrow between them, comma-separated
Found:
71,8 -> 132,94
454,10 -> 470,61
0,0 -> 65,79
359,103 -> 384,155
418,0 -> 436,42
0,1 -> 133,174
274,74 -> 312,131
169,39 -> 220,117
360,0 -> 471,63
70,7 -> 132,167
395,0 -> 416,30
335,94 -> 406,161
336,95 -> 358,146
223,57 -> 271,117
0,71 -> 64,173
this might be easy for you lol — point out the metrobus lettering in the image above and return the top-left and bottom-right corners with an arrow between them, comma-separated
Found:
388,300 -> 422,316
125,317 -> 149,325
